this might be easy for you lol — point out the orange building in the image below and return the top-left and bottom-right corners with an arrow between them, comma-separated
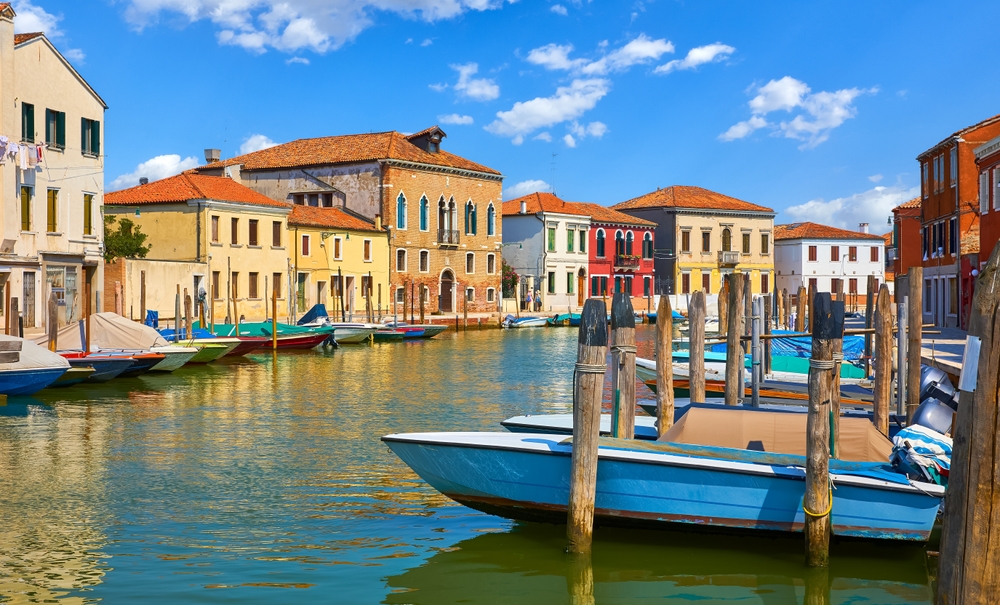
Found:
889,197 -> 921,297
975,133 -> 1000,266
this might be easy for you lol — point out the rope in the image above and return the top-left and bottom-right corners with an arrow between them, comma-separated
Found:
832,353 -> 844,363
803,479 -> 834,518
611,345 -> 637,354
575,363 -> 607,374
809,359 -> 836,370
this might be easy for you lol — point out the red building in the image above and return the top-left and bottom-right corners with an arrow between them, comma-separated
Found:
915,113 -> 1000,328
975,133 -> 1000,265
890,197 -> 921,297
579,203 -> 656,304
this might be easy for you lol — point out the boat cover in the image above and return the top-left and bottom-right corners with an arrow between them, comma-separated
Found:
711,330 -> 866,361
0,334 -> 69,370
33,312 -> 169,350
297,304 -> 329,325
659,406 -> 893,463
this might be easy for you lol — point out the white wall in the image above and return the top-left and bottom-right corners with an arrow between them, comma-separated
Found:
775,238 -> 885,296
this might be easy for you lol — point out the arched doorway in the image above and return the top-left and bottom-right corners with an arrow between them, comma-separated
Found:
577,268 -> 586,307
440,270 -> 454,313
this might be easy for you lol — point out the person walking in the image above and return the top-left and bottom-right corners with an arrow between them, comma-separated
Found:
525,290 -> 532,312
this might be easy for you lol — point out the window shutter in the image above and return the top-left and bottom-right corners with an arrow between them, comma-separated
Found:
91,120 -> 100,156
981,172 -> 990,214
81,118 -> 87,153
57,111 -> 65,148
994,169 -> 1000,211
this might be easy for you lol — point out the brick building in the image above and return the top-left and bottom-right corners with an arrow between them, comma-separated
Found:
889,197 -> 921,297
195,126 -> 504,314
915,114 -> 1000,328
975,133 -> 1000,265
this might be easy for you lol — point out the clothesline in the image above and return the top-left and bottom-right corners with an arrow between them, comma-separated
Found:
0,135 -> 46,171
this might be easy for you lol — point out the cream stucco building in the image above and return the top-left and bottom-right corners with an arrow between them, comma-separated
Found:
0,7 -> 107,331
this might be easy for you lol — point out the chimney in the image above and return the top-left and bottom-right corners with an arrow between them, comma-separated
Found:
374,214 -> 382,231
205,148 -> 221,164
520,201 -> 527,214
139,177 -> 149,185
859,222 -> 869,234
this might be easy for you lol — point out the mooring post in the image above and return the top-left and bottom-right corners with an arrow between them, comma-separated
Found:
796,286 -> 807,332
897,300 -> 907,418
725,274 -> 744,406
807,282 -> 817,334
610,292 -> 637,439
688,291 -> 707,404
656,294 -> 674,436
719,277 -> 729,335
10,298 -> 18,339
140,270 -> 146,325
410,281 -> 415,324
906,267 -> 923,423
743,273 -> 752,344
175,285 -> 181,343
566,299 -> 608,555
937,242 -> 1000,605
864,275 -> 875,377
751,296 -> 762,408
763,295 -> 772,375
184,289 -> 192,339
271,286 -> 278,350
463,296 -> 468,331
831,282 -> 845,456
455,313 -> 459,332
805,291 -> 840,568
84,282 -> 92,355
872,285 -> 892,436
47,290 -> 58,352
419,286 -> 425,324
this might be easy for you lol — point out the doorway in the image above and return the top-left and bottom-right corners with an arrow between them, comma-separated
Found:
22,271 -> 35,328
345,276 -> 355,318
440,270 -> 454,313
577,269 -> 586,307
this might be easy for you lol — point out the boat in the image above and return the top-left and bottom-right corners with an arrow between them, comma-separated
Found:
328,323 -> 380,343
382,321 -> 448,339
60,352 -> 135,382
384,406 -> 943,541
546,313 -> 581,327
48,366 -> 95,387
210,322 -> 333,349
159,328 -> 263,357
0,335 -> 70,395
224,336 -> 269,356
502,315 -> 548,329
149,346 -> 200,371
373,329 -> 405,342
117,352 -> 166,377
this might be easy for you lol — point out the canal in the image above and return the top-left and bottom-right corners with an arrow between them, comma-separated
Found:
0,326 -> 933,603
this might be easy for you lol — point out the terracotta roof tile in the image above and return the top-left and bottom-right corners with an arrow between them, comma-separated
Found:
774,222 -> 884,241
575,201 -> 656,227
197,129 -> 500,176
883,232 -> 893,245
895,197 -> 921,210
105,173 -> 291,209
502,192 -> 654,226
14,32 -> 44,45
287,205 -> 381,232
612,185 -> 774,213
918,113 -> 1000,159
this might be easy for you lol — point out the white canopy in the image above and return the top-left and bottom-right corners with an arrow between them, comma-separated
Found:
32,312 -> 168,351
0,334 -> 69,370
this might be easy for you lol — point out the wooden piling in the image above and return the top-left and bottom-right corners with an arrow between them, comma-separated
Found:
937,242 -> 1000,605
566,299 -> 608,555
84,282 -> 92,355
47,290 -> 58,352
140,270 -> 146,324
402,282 -> 408,326
463,296 -> 468,331
174,285 -> 181,343
872,285 -> 892,436
10,298 -> 18,338
724,274 -> 744,406
807,282 -> 816,334
763,295 -> 772,375
610,292 -> 637,440
419,285 -> 425,324
743,272 -> 752,341
719,277 -> 729,335
805,291 -> 841,568
3,280 -> 9,335
688,291 -> 707,404
339,267 -> 347,322
271,286 -> 278,350
864,275 -> 875,377
184,290 -> 192,339
231,282 -> 240,337
796,286 -> 807,332
655,295 -> 674,436
906,266 -> 923,423
410,280 -> 416,323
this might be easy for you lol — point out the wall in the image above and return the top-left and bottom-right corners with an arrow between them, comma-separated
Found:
119,258 -> 208,322
673,210 -> 775,296
500,212 -> 544,296
588,222 -> 655,308
977,145 -> 1000,265
232,163 -> 383,220
612,207 -> 675,294
774,238 -> 885,302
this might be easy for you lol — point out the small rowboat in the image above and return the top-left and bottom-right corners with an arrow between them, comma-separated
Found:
150,346 -> 200,371
116,352 -> 166,377
502,316 -> 548,329
373,329 -> 405,342
382,322 -> 448,339
49,366 -> 95,387
60,352 -> 134,382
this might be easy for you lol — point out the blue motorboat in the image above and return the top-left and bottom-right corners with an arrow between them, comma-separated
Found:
0,335 -> 69,395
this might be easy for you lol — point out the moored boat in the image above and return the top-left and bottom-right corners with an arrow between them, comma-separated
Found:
117,352 -> 167,377
149,346 -> 200,371
210,322 -> 333,349
373,329 -> 405,342
48,366 -> 95,387
0,335 -> 70,395
60,352 -> 135,382
502,315 -> 548,329
382,322 -> 447,339
328,323 -> 379,343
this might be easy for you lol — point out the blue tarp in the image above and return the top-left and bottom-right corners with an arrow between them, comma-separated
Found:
158,328 -> 215,340
145,310 -> 159,328
711,329 -> 866,361
297,304 -> 329,326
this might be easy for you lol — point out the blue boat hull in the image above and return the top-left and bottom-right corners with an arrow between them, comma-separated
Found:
0,367 -> 67,395
383,433 -> 942,542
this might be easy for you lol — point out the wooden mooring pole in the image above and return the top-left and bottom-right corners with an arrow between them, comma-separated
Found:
937,242 -> 1000,604
655,294 -> 673,437
610,292 -> 636,440
47,290 -> 58,352
718,277 -> 729,335
724,274 -> 744,406
84,282 -> 92,355
872,285 -> 892,436
864,275 -> 875,377
688,290 -> 706,404
832,281 -> 845,456
763,295 -> 772,375
566,299 -> 608,555
805,291 -> 842,568
271,286 -> 278,350
906,266 -> 923,423
796,286 -> 807,332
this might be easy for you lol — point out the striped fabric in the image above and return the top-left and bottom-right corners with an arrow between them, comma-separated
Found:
891,425 -> 953,486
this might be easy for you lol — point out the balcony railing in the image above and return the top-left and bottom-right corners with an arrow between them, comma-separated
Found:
718,251 -> 740,266
437,229 -> 460,245
614,254 -> 641,270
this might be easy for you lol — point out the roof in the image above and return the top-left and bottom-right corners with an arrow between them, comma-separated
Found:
893,197 -> 921,212
196,129 -> 500,176
883,232 -> 892,245
287,205 -> 381,232
773,222 -> 885,242
105,173 -> 291,209
14,32 -> 43,44
501,192 -> 655,226
612,185 -> 774,214
918,113 -> 1000,159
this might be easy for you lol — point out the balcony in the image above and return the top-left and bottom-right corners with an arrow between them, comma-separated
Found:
614,254 -> 641,270
718,251 -> 740,266
437,229 -> 459,246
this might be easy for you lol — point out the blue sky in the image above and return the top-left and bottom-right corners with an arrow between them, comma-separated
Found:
18,0 -> 1000,233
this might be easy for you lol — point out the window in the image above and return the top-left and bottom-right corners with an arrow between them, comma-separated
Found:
596,229 -> 606,257
419,196 -> 429,231
486,288 -> 495,303
922,161 -> 929,198
567,273 -> 574,294
702,273 -> 710,293
248,220 -> 258,246
848,246 -> 857,262
331,236 -> 341,260
951,147 -> 958,186
547,271 -> 556,294
273,273 -> 282,298
212,271 -> 221,299
272,221 -> 282,247
293,194 -> 304,205
614,276 -> 623,293
46,189 -> 57,232
567,229 -> 575,252
615,231 -> 625,256
487,203 -> 496,236
761,272 -> 769,294
21,102 -> 34,142
849,278 -> 858,294
870,246 -> 879,262
643,232 -> 653,258
681,231 -> 691,253
721,228 -> 732,252
831,278 -> 841,295
83,194 -> 93,236
231,272 -> 239,298
81,118 -> 100,156
249,273 -> 259,299
396,193 -> 407,229
739,232 -> 749,254
301,234 -> 310,256
981,171 -> 990,214
701,231 -> 711,252
809,278 -> 818,291
624,276 -> 633,294
466,252 -> 475,274
591,276 -> 599,296
465,201 -> 477,236
643,276 -> 650,297
949,218 -> 957,255
600,276 -> 608,296
20,186 -> 30,231
396,248 -> 407,272
487,253 -> 496,274
363,239 -> 372,262
321,193 -> 333,208
808,245 -> 817,261
419,250 -> 429,272
831,246 -> 839,262
45,109 -> 65,149
761,233 -> 769,255
466,288 -> 475,302
211,216 -> 220,243
548,227 -> 556,252
579,231 -> 586,253
681,273 -> 690,294
950,278 -> 958,314
625,231 -> 634,255
995,168 -> 1000,211
231,218 -> 239,245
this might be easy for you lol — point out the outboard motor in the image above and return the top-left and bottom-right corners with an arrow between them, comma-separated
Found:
919,364 -> 959,410
910,398 -> 956,435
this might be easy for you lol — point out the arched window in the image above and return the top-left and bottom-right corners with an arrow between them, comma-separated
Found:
615,230 -> 625,256
487,203 -> 496,236
465,201 -> 477,235
438,197 -> 447,231
396,248 -> 407,272
448,198 -> 457,233
625,231 -> 634,255
643,232 -> 653,259
396,193 -> 407,229
419,196 -> 429,231
722,228 -> 732,252
596,229 -> 606,257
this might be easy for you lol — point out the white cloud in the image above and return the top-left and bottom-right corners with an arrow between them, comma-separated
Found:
505,179 -> 552,198
428,82 -> 448,92
721,76 -> 876,148
452,62 -> 500,101
239,134 -> 278,154
533,132 -> 552,142
570,120 -> 607,138
782,185 -> 918,234
526,43 -> 586,71
421,38 -> 433,46
123,0 -> 506,54
485,78 -> 609,139
63,48 -> 85,63
439,113 -> 474,125
550,4 -> 567,15
655,42 -> 734,74
109,154 -> 200,191
868,174 -> 883,183
13,0 -> 61,36
286,56 -> 309,65
563,134 -> 576,147
526,34 -> 673,76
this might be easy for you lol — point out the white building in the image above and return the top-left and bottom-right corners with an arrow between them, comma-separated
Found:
774,222 -> 886,308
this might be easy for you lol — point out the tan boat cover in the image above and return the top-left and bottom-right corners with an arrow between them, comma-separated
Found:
0,334 -> 69,370
658,406 -> 893,463
32,312 -> 168,350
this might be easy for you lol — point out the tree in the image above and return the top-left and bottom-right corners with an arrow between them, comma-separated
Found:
104,215 -> 151,263
502,259 -> 519,298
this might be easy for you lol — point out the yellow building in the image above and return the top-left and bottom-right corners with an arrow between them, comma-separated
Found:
287,205 -> 389,320
104,173 -> 292,323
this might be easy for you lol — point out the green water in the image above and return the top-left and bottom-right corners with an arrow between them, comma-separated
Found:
0,327 -> 933,604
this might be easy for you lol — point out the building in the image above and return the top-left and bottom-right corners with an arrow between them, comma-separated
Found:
502,192 -> 591,311
612,186 -> 775,300
193,126 -> 503,315
581,203 -> 655,307
104,173 -> 292,324
975,133 -> 1000,267
916,114 -> 1000,328
881,232 -> 895,296
889,197 -> 921,297
773,222 -> 885,308
287,205 -> 389,320
0,7 -> 107,331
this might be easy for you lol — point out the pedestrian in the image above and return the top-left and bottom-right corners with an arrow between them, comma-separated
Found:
525,290 -> 532,312
534,289 -> 542,312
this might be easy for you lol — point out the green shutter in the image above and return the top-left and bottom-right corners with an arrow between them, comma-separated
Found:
91,120 -> 100,156
22,103 -> 33,142
56,111 -> 65,148
45,110 -> 51,144
81,118 -> 87,153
